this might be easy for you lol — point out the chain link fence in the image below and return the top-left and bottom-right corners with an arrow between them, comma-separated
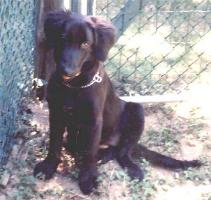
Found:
96,0 -> 211,95
0,0 -> 38,164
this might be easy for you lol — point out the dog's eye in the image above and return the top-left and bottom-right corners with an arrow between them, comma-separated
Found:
81,42 -> 90,49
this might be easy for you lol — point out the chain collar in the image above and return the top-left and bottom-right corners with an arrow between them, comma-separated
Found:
63,71 -> 103,89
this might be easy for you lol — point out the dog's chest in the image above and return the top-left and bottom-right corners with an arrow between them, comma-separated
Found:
61,90 -> 79,116
59,89 -> 91,122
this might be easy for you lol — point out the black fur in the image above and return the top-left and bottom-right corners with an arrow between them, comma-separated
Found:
34,11 -> 201,195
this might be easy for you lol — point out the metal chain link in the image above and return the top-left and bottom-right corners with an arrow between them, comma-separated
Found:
96,0 -> 211,95
0,0 -> 37,164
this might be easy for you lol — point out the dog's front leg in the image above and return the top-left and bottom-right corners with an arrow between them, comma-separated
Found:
78,117 -> 103,195
34,108 -> 65,180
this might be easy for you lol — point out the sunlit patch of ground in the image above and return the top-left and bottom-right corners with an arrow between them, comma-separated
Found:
144,82 -> 211,200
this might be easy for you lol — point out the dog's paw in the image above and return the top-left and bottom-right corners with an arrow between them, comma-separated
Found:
33,159 -> 60,180
79,167 -> 98,195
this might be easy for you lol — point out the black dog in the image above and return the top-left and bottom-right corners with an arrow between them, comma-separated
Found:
34,11 -> 201,194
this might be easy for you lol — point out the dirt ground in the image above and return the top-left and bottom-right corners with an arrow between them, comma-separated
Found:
0,83 -> 211,200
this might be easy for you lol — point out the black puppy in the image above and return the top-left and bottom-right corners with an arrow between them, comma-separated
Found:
34,11 -> 201,194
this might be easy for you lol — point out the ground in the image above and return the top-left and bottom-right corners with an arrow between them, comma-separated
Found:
0,84 -> 211,200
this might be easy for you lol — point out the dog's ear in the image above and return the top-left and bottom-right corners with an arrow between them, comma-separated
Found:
89,17 -> 116,61
44,10 -> 70,48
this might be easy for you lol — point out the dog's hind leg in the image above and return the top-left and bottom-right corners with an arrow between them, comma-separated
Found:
116,102 -> 145,180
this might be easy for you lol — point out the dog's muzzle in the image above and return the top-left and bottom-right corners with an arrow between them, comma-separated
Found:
62,72 -> 81,81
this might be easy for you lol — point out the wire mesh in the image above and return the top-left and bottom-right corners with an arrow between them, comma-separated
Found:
0,0 -> 38,164
96,0 -> 211,95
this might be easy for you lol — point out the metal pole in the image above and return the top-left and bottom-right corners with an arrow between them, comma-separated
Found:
71,0 -> 95,15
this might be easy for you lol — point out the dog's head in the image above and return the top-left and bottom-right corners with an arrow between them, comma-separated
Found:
44,11 -> 116,78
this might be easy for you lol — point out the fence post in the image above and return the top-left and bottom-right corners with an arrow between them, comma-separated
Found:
112,0 -> 143,39
71,0 -> 79,13
35,0 -> 65,99
71,0 -> 95,15
71,0 -> 87,14
87,0 -> 96,15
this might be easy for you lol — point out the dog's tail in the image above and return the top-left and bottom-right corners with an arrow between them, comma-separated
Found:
132,144 -> 202,169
